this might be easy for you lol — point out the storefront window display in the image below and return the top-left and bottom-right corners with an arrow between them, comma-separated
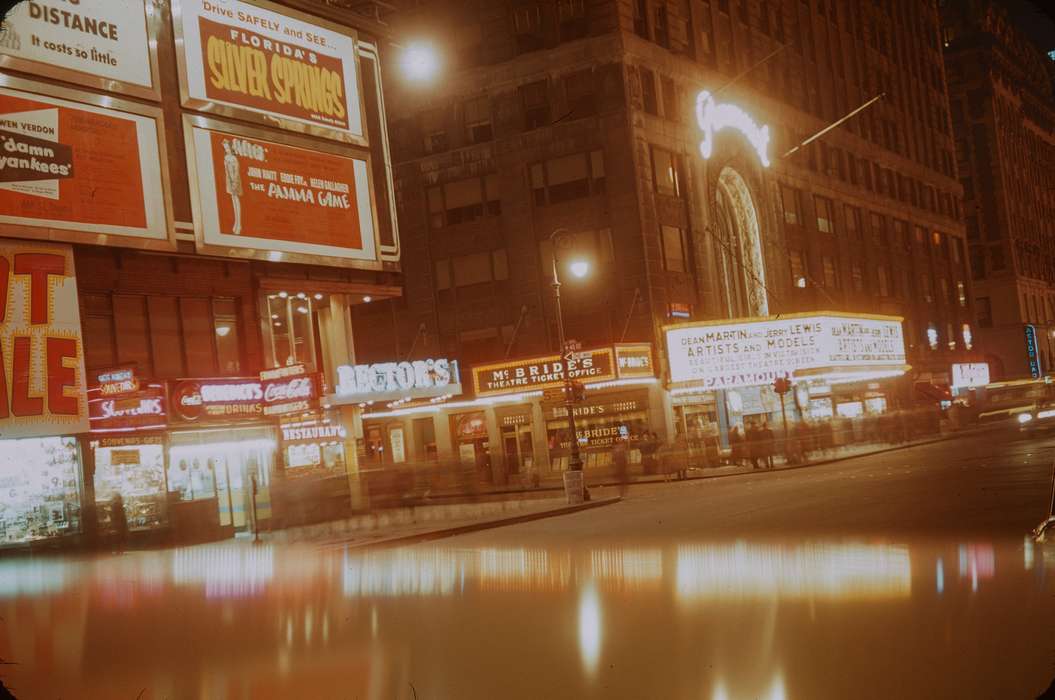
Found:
500,413 -> 534,475
169,428 -> 275,531
452,411 -> 490,472
279,412 -> 347,478
91,437 -> 168,533
546,394 -> 648,471
0,437 -> 82,546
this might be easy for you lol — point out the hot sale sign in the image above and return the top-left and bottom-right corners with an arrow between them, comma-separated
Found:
0,240 -> 88,438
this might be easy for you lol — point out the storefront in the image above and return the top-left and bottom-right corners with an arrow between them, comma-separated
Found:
86,368 -> 171,536
0,437 -> 84,547
544,391 -> 650,471
666,313 -> 910,453
168,377 -> 277,537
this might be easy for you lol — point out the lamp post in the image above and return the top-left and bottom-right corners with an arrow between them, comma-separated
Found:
549,228 -> 590,503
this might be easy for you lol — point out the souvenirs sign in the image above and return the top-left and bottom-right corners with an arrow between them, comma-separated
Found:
0,81 -> 170,247
0,0 -> 157,98
186,118 -> 377,265
175,0 -> 363,141
0,240 -> 89,438
666,313 -> 906,389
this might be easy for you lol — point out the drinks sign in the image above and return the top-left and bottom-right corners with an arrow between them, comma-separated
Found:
169,377 -> 264,423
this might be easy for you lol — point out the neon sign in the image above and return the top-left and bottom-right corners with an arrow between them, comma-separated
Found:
695,90 -> 771,167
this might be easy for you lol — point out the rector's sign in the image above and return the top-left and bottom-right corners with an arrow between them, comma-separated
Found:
666,312 -> 906,389
175,0 -> 363,141
0,240 -> 89,438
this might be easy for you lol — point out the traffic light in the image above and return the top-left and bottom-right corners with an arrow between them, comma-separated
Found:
773,376 -> 792,395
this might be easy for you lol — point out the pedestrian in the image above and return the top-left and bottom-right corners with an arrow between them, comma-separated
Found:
613,436 -> 629,497
110,492 -> 128,554
746,420 -> 761,470
760,420 -> 776,469
729,424 -> 746,467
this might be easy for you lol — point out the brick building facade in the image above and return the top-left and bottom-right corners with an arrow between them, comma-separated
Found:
942,0 -> 1055,379
356,0 -> 974,479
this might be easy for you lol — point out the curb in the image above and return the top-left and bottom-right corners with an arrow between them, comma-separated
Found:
327,496 -> 622,550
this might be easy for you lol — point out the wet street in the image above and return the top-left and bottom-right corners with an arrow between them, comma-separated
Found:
3,428 -> 1055,699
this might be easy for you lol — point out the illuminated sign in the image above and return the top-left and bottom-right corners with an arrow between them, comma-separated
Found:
473,348 -> 616,397
333,358 -> 461,404
92,367 -> 140,397
614,344 -> 655,379
88,382 -> 167,432
666,312 -> 906,389
170,378 -> 264,423
1025,325 -> 1042,379
260,364 -> 318,416
695,90 -> 771,167
951,363 -> 990,390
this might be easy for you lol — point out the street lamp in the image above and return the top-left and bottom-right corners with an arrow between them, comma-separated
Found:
398,41 -> 441,83
549,228 -> 590,503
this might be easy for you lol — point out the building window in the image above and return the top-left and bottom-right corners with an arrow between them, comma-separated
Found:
661,75 -> 678,121
877,266 -> 890,297
946,322 -> 957,351
893,219 -> 909,251
213,298 -> 241,374
427,175 -> 501,227
920,273 -> 934,303
781,185 -> 801,225
520,80 -> 550,130
264,293 -> 320,369
814,195 -> 834,233
662,225 -> 689,273
977,296 -> 992,327
421,108 -> 447,154
957,281 -> 967,307
564,69 -> 596,118
869,212 -> 885,245
435,250 -> 510,290
512,4 -> 544,53
851,263 -> 865,293
939,278 -> 950,305
530,150 -> 606,206
970,246 -> 985,280
789,250 -> 807,288
463,96 -> 493,144
633,0 -> 649,38
915,225 -> 926,244
641,67 -> 658,115
81,292 -> 117,370
927,323 -> 939,350
845,205 -> 860,239
822,256 -> 839,288
654,5 -> 670,47
557,0 -> 587,41
651,146 -> 682,197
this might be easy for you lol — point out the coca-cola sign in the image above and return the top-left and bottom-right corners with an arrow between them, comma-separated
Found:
260,365 -> 319,416
169,378 -> 264,424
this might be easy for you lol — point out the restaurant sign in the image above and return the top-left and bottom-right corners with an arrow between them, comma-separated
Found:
333,358 -> 461,404
666,313 -> 906,389
170,377 -> 264,423
473,347 -> 616,398
260,364 -> 317,416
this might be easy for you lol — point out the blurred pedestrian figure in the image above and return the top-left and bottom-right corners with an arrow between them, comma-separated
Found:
746,421 -> 761,470
613,436 -> 630,497
729,424 -> 746,467
760,421 -> 776,469
110,493 -> 128,553
794,419 -> 812,464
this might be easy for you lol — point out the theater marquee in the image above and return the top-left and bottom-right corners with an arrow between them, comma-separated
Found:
173,0 -> 364,143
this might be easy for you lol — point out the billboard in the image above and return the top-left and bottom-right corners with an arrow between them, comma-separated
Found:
473,348 -> 617,398
185,116 -> 377,265
950,363 -> 990,390
666,313 -> 906,389
174,0 -> 363,142
0,0 -> 158,99
0,240 -> 89,439
0,80 -> 171,248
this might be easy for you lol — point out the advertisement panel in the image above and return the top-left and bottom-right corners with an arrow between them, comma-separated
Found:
951,363 -> 990,390
473,348 -> 617,398
186,117 -> 377,265
0,0 -> 158,98
169,377 -> 264,424
666,313 -> 906,389
88,382 -> 167,432
0,80 -> 171,247
0,240 -> 89,438
1025,324 -> 1042,379
260,364 -> 317,416
175,0 -> 363,142
614,343 -> 655,379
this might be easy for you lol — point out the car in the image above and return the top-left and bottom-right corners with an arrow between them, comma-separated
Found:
1016,402 -> 1055,430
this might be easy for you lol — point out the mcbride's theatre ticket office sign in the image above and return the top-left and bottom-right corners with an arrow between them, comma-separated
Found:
472,345 -> 656,398
665,312 -> 908,390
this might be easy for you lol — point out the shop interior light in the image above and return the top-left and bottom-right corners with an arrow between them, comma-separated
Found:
274,321 -> 282,327
271,314 -> 279,319
314,293 -> 324,301
363,296 -> 372,303
215,325 -> 231,337
297,306 -> 309,314
278,291 -> 288,298
297,292 -> 307,299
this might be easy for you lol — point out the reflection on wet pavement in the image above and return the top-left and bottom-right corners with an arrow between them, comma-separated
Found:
1,537 -> 1054,699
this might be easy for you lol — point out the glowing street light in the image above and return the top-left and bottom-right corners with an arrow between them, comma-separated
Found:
569,260 -> 590,279
399,42 -> 440,83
